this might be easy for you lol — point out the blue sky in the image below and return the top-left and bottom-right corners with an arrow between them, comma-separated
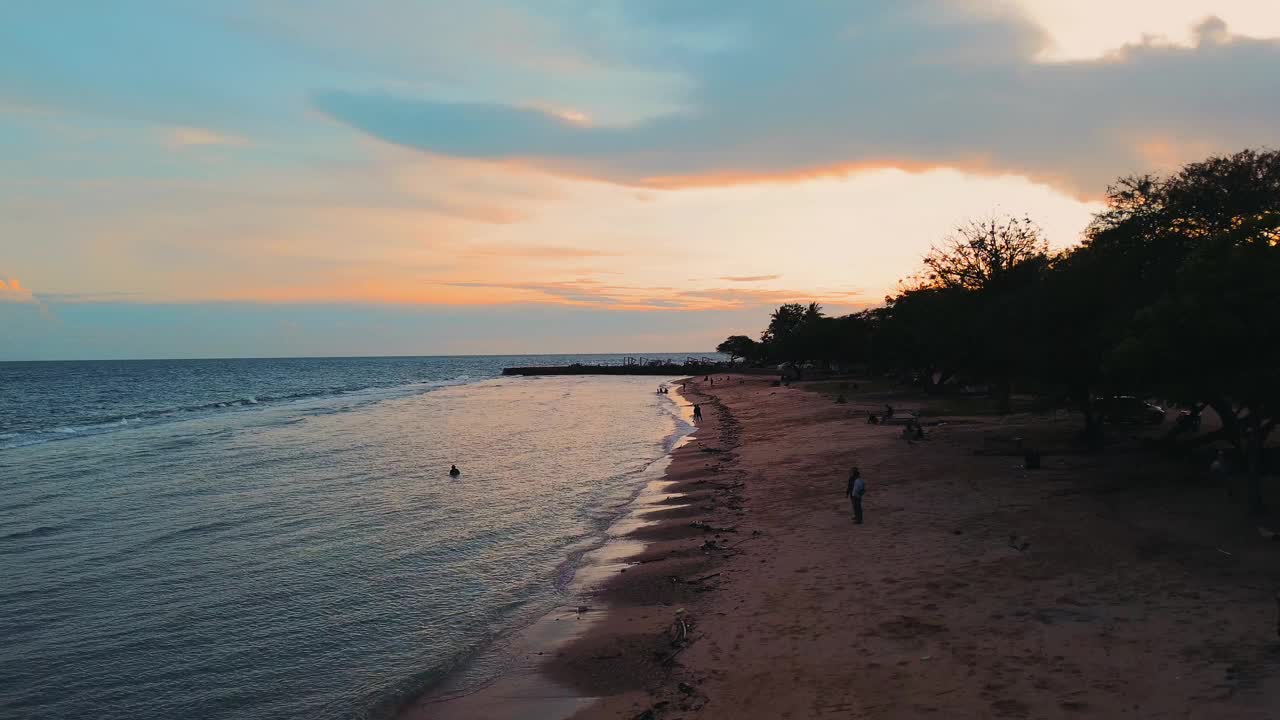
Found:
2,1 -> 1278,359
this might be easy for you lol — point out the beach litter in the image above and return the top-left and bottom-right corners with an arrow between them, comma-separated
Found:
690,521 -> 737,533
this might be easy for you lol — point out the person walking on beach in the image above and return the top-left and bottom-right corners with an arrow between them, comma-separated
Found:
693,403 -> 703,422
847,467 -> 865,524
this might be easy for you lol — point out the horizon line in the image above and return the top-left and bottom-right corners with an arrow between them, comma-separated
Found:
0,350 -> 723,364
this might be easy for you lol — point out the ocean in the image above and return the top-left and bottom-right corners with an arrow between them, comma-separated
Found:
0,355 -> 701,719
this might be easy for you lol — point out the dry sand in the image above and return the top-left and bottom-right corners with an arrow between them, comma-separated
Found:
550,375 -> 1280,719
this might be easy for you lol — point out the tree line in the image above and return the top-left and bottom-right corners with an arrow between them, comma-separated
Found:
719,149 -> 1280,512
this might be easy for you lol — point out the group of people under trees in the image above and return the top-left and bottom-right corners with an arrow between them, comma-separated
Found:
722,147 -> 1280,516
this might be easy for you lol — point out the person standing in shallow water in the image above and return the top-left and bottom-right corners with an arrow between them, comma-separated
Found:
847,467 -> 865,524
693,404 -> 703,422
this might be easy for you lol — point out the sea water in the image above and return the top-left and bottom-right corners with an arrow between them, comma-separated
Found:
0,356 -> 698,719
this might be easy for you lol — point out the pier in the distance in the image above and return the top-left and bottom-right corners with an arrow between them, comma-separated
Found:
503,356 -> 725,376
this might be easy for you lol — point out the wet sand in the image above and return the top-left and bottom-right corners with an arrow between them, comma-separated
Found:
547,375 -> 1280,719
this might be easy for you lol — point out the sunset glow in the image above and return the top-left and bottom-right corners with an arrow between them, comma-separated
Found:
2,1 -> 1277,358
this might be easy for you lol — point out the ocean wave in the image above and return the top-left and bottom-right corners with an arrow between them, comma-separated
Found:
138,518 -> 251,549
0,376 -> 478,451
1,525 -> 67,542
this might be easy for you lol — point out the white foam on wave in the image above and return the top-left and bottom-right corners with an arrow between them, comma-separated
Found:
3,374 -> 491,452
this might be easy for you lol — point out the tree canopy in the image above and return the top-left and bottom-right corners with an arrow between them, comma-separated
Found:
718,148 -> 1280,512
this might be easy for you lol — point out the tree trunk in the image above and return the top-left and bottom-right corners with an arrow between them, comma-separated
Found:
996,377 -> 1012,414
924,369 -> 955,395
1083,409 -> 1105,451
1246,415 -> 1272,516
1208,398 -> 1244,454
1073,388 -> 1104,451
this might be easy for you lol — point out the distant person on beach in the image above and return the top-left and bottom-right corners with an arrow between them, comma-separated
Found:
847,467 -> 866,524
449,465 -> 461,477
1210,450 -> 1228,482
884,404 -> 895,419
867,413 -> 879,425
693,404 -> 703,421
901,420 -> 924,444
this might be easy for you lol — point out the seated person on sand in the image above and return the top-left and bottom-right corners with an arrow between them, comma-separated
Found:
867,412 -> 879,424
901,420 -> 926,443
449,464 -> 461,477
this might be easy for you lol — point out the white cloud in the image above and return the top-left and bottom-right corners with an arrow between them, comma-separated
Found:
1015,0 -> 1280,61
316,6 -> 1280,199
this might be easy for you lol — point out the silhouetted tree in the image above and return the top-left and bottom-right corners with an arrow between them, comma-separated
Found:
921,216 -> 1049,292
1099,149 -> 1280,512
873,286 -> 976,392
917,216 -> 1050,408
729,148 -> 1280,513
716,335 -> 759,365
761,302 -> 826,368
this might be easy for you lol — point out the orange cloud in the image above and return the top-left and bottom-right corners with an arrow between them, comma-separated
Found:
1134,134 -> 1215,172
0,276 -> 35,303
164,127 -> 250,149
635,156 -> 997,189
631,154 -> 1112,202
217,282 -> 545,306
429,201 -> 532,224
521,102 -> 594,127
460,243 -> 621,259
720,274 -> 781,282
442,278 -> 863,312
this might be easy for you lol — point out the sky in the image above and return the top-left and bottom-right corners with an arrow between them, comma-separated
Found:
2,1 -> 1278,360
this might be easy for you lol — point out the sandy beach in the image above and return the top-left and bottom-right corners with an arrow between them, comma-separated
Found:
543,375 -> 1280,719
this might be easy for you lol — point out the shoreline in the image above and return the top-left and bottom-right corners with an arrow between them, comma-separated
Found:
399,380 -> 705,719
412,373 -> 1279,718
553,374 -> 1279,718
543,377 -> 746,717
